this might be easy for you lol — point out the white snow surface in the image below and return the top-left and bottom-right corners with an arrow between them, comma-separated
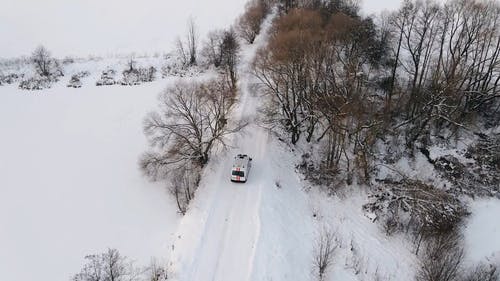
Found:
0,66 -> 180,281
464,198 -> 500,266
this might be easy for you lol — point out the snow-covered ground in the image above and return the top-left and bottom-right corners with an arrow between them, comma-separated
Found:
464,199 -> 500,266
0,70 -> 180,281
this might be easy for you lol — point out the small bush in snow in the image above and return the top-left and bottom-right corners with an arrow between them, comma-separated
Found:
18,75 -> 53,90
62,56 -> 75,65
314,228 -> 337,281
120,67 -> 156,86
66,71 -> 89,88
0,73 -> 23,85
67,75 -> 82,88
96,69 -> 117,86
417,230 -> 464,281
161,55 -> 205,78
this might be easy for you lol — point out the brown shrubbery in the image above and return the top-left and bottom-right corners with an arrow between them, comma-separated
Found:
237,0 -> 271,44
255,7 -> 385,185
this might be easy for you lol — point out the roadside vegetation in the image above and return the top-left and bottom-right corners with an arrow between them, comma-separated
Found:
251,0 -> 500,280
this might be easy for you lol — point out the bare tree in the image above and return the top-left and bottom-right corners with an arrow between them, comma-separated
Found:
141,76 -> 246,180
417,231 -> 464,281
187,17 -> 197,65
201,29 -> 225,67
221,29 -> 240,91
73,249 -> 139,281
200,28 -> 240,90
176,17 -> 198,66
176,37 -> 189,66
313,228 -> 337,281
31,45 -> 59,78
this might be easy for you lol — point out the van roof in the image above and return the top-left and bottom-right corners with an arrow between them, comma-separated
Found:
232,154 -> 249,169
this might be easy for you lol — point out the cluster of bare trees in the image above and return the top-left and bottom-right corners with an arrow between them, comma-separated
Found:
254,5 -> 385,183
387,0 -> 500,145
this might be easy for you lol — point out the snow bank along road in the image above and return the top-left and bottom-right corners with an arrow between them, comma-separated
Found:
167,13 -> 315,281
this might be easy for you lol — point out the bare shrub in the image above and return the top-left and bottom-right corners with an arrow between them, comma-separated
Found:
417,231 -> 464,281
18,76 -> 52,90
0,73 -> 22,85
169,164 -> 200,215
176,17 -> 198,66
96,69 -> 117,86
73,249 -> 139,281
144,258 -> 168,281
314,228 -> 337,281
462,263 -> 499,281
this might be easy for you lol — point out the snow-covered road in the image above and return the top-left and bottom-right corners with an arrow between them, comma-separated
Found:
178,125 -> 269,281
167,12 -> 315,281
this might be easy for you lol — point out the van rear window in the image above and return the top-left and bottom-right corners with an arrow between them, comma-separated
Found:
232,170 -> 245,177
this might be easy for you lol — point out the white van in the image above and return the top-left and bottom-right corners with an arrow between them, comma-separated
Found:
231,154 -> 252,182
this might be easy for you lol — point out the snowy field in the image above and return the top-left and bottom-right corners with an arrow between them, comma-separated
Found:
0,73 -> 180,281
